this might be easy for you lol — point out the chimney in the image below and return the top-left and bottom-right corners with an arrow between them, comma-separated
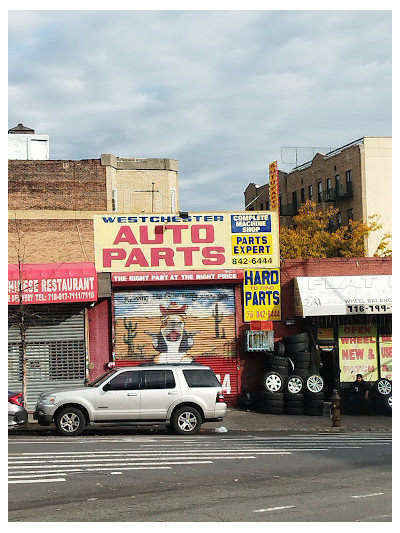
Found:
8,123 -> 35,134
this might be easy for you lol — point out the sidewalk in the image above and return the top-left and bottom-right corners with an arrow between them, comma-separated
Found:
9,408 -> 392,435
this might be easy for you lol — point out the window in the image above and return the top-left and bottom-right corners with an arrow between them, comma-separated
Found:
112,188 -> 118,212
337,211 -> 342,226
346,170 -> 353,193
308,185 -> 313,201
300,188 -> 305,204
260,202 -> 263,210
107,371 -> 140,390
335,174 -> 340,189
142,370 -> 175,389
317,182 -> 323,203
347,208 -> 353,222
326,178 -> 332,190
183,369 -> 221,388
292,191 -> 298,209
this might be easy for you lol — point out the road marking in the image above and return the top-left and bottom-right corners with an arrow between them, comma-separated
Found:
253,505 -> 295,513
351,492 -> 385,499
8,478 -> 66,484
8,472 -> 67,479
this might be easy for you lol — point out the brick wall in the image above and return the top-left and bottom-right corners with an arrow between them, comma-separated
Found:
8,159 -> 107,211
8,219 -> 94,263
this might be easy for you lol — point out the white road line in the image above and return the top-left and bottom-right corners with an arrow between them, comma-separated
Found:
8,478 -> 66,484
8,472 -> 68,479
351,492 -> 385,499
253,505 -> 295,513
9,449 -> 290,457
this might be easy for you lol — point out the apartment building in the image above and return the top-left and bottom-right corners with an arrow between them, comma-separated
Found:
244,137 -> 392,257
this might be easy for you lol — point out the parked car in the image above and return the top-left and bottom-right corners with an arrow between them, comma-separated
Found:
8,391 -> 28,427
34,364 -> 227,436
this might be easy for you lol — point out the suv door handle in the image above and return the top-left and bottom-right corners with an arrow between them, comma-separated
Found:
168,391 -> 179,395
127,393 -> 138,396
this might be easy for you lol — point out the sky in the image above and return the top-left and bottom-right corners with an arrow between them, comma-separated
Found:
8,5 -> 392,213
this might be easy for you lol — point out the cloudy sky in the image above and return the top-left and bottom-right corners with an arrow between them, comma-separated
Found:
8,6 -> 392,212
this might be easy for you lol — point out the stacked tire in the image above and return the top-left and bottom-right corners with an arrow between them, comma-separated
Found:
284,333 -> 311,377
304,374 -> 325,415
284,375 -> 304,414
257,370 -> 284,414
283,332 -> 325,416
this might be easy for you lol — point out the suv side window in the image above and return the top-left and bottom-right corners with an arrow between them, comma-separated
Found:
142,370 -> 176,390
106,371 -> 141,391
183,369 -> 221,388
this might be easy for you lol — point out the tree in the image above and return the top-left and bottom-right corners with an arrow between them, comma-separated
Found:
279,201 -> 392,259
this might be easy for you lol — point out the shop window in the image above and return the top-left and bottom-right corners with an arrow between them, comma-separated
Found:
308,184 -> 313,201
346,170 -> 353,193
317,181 -> 323,203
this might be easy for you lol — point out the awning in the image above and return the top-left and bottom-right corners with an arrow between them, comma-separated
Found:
294,275 -> 392,317
8,262 -> 98,305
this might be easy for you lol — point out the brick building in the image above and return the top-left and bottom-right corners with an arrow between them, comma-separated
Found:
244,137 -> 392,257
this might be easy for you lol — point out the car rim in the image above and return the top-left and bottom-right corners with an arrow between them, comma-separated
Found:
287,377 -> 302,394
265,374 -> 282,392
387,396 -> 392,409
307,375 -> 324,393
378,380 -> 391,395
60,413 -> 80,433
178,412 -> 197,432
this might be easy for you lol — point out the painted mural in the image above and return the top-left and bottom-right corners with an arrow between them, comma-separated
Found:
114,288 -> 236,363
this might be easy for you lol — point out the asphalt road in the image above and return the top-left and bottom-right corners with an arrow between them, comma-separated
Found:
8,431 -> 392,522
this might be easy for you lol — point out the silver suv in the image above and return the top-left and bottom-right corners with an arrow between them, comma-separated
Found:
34,364 -> 227,436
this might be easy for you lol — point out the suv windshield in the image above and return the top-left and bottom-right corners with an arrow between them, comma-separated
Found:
87,370 -> 117,387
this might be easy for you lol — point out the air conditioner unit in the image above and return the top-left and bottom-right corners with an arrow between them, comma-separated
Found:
245,330 -> 274,352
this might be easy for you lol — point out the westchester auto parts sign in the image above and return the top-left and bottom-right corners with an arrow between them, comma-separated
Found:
94,212 -> 279,272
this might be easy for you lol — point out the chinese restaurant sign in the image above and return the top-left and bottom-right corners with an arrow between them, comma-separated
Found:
94,212 -> 280,272
243,269 -> 281,322
338,324 -> 379,382
8,262 -> 97,305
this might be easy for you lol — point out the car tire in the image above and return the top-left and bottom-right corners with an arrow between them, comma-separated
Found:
284,392 -> 304,403
304,405 -> 323,416
55,406 -> 86,437
263,371 -> 284,393
258,391 -> 284,402
290,351 -> 311,362
304,391 -> 324,401
284,332 -> 309,344
284,405 -> 304,415
374,378 -> 392,396
274,341 -> 286,357
171,406 -> 202,435
285,375 -> 304,394
259,404 -> 285,415
306,374 -> 325,394
384,395 -> 392,414
285,341 -> 310,354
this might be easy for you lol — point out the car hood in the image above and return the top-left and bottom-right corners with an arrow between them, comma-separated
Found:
38,386 -> 90,397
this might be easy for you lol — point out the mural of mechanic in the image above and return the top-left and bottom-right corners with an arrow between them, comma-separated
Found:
146,302 -> 198,363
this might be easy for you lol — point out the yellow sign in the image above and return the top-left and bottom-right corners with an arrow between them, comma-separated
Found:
243,269 -> 281,322
338,324 -> 379,382
318,328 -> 334,341
94,212 -> 280,272
379,335 -> 392,380
269,161 -> 280,211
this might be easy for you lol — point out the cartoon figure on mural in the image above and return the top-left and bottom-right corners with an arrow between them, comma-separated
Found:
146,302 -> 198,363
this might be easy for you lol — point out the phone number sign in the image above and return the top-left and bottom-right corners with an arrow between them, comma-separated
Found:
243,269 -> 281,322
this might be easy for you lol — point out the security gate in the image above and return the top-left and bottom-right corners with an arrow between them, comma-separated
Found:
8,304 -> 86,410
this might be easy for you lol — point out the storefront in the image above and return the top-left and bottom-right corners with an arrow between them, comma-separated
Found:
8,262 -> 98,409
94,212 -> 281,406
294,274 -> 392,397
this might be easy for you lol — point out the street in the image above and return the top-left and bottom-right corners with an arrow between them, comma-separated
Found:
8,431 -> 391,522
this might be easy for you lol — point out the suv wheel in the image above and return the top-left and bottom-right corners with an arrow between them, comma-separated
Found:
171,406 -> 202,435
55,407 -> 86,436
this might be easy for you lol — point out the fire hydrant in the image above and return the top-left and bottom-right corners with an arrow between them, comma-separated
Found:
330,389 -> 341,427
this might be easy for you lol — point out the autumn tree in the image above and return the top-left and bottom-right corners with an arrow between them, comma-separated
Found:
279,201 -> 392,259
